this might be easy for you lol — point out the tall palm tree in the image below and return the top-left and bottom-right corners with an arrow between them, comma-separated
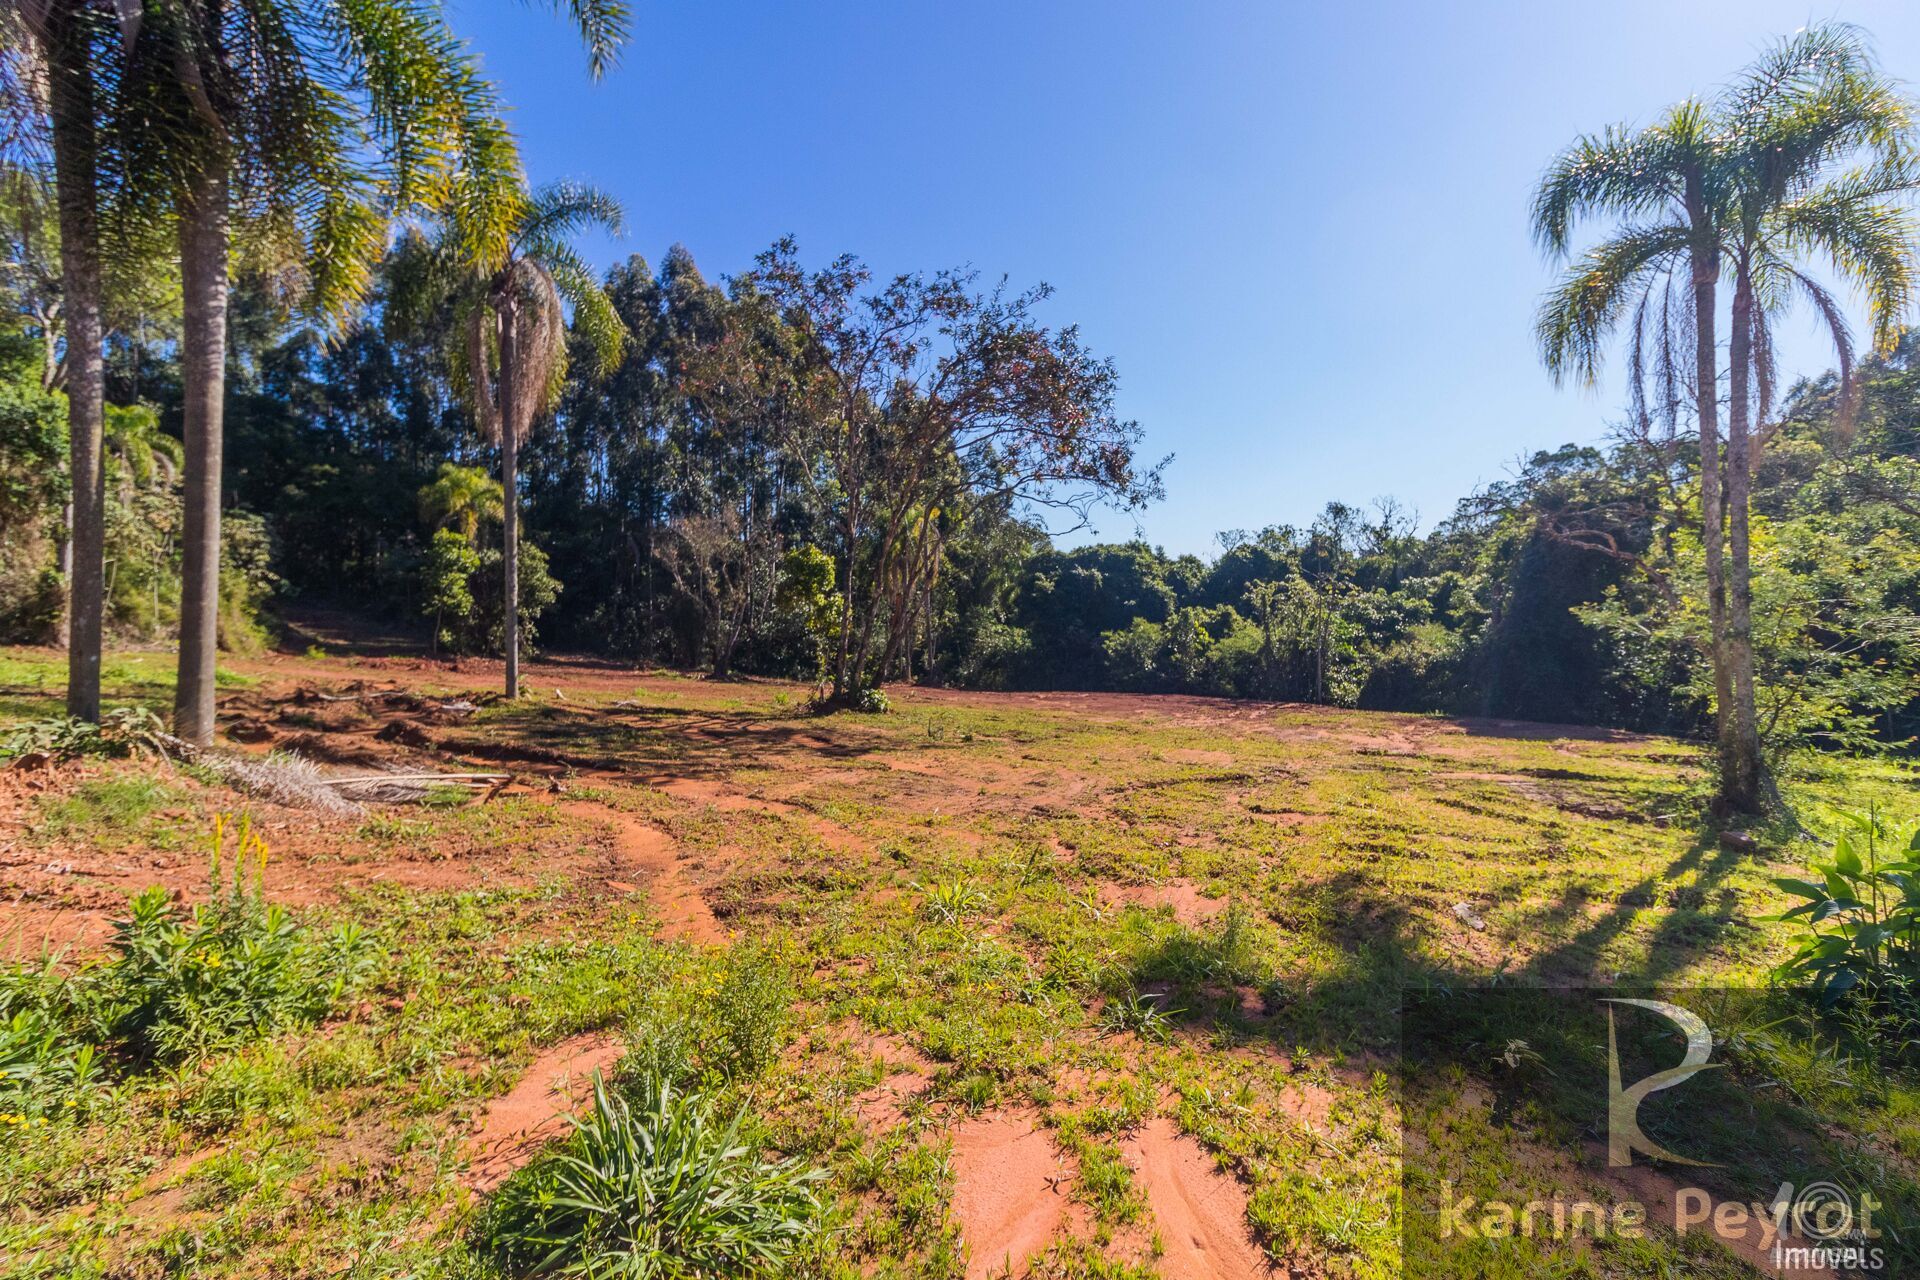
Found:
1532,23 -> 1917,812
2,2 -> 132,722
115,0 -> 626,745
445,181 -> 628,696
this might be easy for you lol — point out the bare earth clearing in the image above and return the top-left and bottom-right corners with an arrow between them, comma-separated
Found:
1,638 -> 1912,1278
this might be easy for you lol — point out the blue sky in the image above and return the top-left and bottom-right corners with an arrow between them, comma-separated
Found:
447,0 -> 1920,557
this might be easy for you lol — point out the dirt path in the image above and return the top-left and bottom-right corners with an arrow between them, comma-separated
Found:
1122,1118 -> 1274,1279
949,1110 -> 1081,1279
555,799 -> 725,944
461,1032 -> 624,1192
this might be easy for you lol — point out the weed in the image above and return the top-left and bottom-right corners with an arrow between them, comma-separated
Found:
479,1072 -> 824,1277
917,877 -> 986,925
710,946 -> 792,1080
1771,809 -> 1920,1020
1099,991 -> 1181,1043
1,707 -> 164,761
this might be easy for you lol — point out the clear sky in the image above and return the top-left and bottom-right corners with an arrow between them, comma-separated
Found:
445,0 -> 1920,557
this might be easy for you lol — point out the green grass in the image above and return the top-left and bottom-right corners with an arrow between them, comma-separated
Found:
2,652 -> 1918,1277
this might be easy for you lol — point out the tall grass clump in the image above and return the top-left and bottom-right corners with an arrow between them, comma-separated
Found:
479,1072 -> 823,1277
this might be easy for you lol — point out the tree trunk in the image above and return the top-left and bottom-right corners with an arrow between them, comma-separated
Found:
1722,267 -> 1765,812
498,305 -> 521,699
174,159 -> 230,745
43,1 -> 105,721
1689,248 -> 1735,796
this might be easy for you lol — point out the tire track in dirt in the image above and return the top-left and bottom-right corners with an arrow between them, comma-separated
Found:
556,799 -> 726,943
461,1032 -> 624,1191
949,1110 -> 1083,1279
1122,1117 -> 1275,1279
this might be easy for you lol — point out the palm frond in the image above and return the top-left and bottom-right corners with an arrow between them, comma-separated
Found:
518,0 -> 631,80
514,179 -> 625,254
1536,223 -> 1690,386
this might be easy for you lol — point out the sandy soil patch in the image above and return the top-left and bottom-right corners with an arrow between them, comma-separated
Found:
1098,878 -> 1225,927
949,1109 -> 1080,1279
1122,1117 -> 1274,1279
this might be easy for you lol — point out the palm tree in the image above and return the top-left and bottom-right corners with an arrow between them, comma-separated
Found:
2,3 -> 132,722
419,462 -> 504,542
1532,23 -> 1917,812
104,2 -> 528,744
444,182 -> 628,696
116,0 -> 626,744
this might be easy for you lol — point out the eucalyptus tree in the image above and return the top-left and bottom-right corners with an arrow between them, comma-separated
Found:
727,239 -> 1163,701
1532,23 -> 1917,811
443,181 -> 628,696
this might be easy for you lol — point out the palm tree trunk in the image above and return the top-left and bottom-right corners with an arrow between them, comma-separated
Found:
498,305 -> 521,699
42,0 -> 105,721
174,160 -> 229,745
1690,248 -> 1735,796
1722,267 -> 1765,811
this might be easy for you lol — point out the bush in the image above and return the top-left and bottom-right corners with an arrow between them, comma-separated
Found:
0,707 -> 163,762
0,816 -> 380,1080
1771,811 -> 1920,1019
479,1072 -> 823,1278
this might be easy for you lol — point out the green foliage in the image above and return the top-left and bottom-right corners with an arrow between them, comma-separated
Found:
425,537 -> 562,657
776,545 -> 842,685
0,1009 -> 99,1123
1097,990 -> 1181,1043
0,707 -> 163,762
418,463 -> 504,542
422,527 -> 482,652
477,1072 -> 823,1278
0,372 -> 66,642
0,819 -> 379,1080
846,685 -> 890,714
1771,811 -> 1920,1014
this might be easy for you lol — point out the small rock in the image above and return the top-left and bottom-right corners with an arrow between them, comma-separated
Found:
1452,901 -> 1488,931
1718,830 -> 1759,853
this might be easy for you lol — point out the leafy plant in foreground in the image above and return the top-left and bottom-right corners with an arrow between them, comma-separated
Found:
94,818 -> 379,1062
479,1071 -> 824,1278
1771,811 -> 1920,1014
1099,990 -> 1182,1043
0,707 -> 164,762
0,817 -> 380,1076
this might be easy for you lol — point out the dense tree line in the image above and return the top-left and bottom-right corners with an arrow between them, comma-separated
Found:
4,214 -> 1916,763
1,12 -> 1917,808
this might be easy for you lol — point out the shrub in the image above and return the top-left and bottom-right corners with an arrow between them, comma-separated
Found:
0,706 -> 163,762
0,817 -> 380,1078
709,947 -> 791,1081
479,1072 -> 823,1278
1771,811 -> 1920,1017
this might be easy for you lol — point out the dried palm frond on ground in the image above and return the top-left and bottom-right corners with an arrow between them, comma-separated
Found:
156,736 -> 366,817
154,737 -> 506,815
320,772 -> 510,805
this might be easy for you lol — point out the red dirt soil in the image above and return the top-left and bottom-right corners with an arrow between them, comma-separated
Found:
554,799 -> 725,944
1122,1117 -> 1275,1279
461,1032 -> 625,1192
948,1110 -> 1081,1279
